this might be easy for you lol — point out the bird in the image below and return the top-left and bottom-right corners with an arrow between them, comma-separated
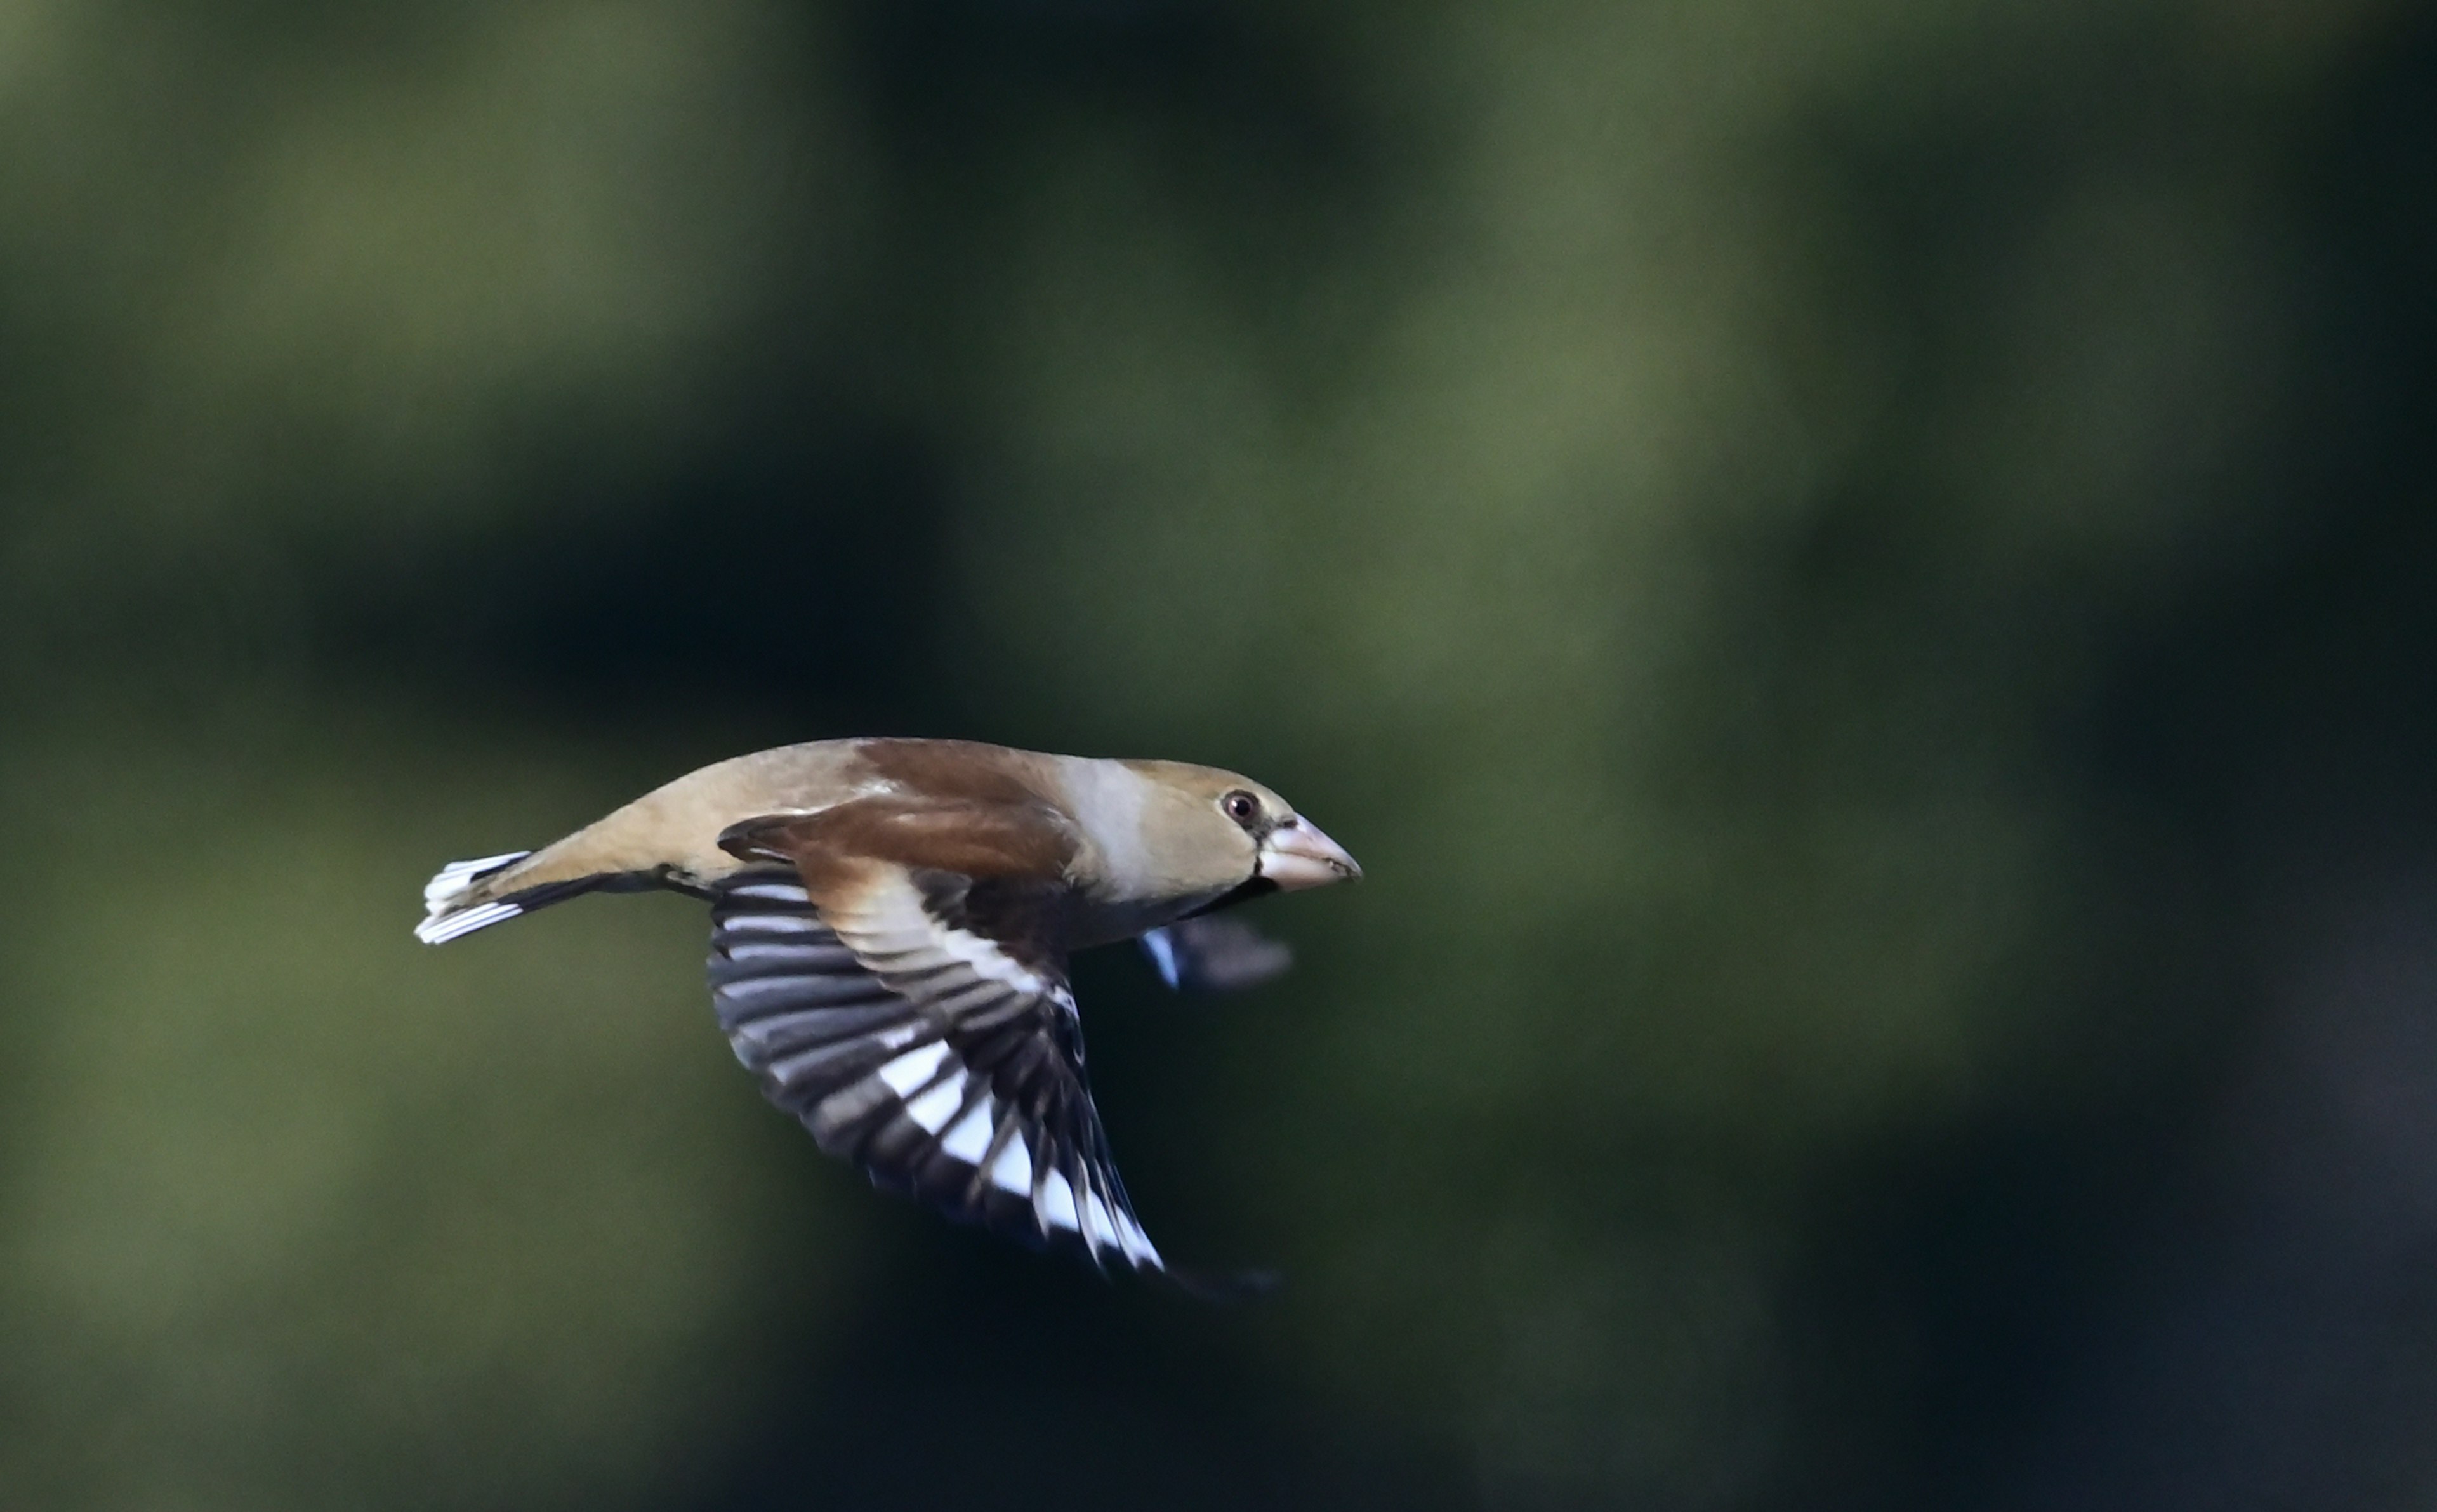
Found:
416,736 -> 1359,1292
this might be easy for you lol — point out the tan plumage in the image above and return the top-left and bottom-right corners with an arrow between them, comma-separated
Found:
417,737 -> 1358,1289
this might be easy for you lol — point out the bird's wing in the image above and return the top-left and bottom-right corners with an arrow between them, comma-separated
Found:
1139,916 -> 1294,992
707,801 -> 1164,1275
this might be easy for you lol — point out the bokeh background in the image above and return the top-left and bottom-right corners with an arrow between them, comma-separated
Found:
5,1 -> 2437,1507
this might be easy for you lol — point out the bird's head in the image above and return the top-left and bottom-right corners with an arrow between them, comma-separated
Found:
1121,761 -> 1362,907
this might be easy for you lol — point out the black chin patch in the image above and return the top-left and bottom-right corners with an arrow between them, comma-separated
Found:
1179,874 -> 1280,919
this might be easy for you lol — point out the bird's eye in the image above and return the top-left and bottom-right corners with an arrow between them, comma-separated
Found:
1221,790 -> 1261,827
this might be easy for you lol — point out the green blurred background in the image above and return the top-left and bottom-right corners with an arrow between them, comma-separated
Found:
6,1 -> 2437,1507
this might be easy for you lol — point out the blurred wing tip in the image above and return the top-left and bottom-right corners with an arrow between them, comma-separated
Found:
1165,1265 -> 1283,1304
1141,927 -> 1183,988
1138,917 -> 1295,994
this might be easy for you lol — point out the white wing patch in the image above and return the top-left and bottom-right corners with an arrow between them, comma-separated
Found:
1039,1170 -> 1081,1233
878,1041 -> 952,1096
901,1072 -> 968,1134
725,879 -> 812,905
720,911 -> 824,935
939,1101 -> 994,1163
987,1134 -> 1034,1195
1117,1211 -> 1161,1266
934,924 -> 1057,998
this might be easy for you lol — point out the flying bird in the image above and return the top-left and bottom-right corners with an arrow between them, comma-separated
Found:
416,737 -> 1359,1292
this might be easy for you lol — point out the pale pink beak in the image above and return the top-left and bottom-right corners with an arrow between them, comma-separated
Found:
1257,816 -> 1362,890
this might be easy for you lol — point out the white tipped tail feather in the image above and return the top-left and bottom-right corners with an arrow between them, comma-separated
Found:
416,851 -> 532,943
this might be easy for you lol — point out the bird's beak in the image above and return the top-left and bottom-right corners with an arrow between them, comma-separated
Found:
1258,817 -> 1362,891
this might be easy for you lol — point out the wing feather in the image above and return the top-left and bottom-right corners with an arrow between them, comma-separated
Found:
706,863 -> 1166,1275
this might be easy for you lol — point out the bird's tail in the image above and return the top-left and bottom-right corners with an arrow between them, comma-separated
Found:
416,851 -> 539,942
417,843 -> 661,942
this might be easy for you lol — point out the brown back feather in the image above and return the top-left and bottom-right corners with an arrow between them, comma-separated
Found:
720,795 -> 1077,891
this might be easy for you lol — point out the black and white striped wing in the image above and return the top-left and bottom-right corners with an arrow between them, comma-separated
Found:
706,867 -> 1164,1274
